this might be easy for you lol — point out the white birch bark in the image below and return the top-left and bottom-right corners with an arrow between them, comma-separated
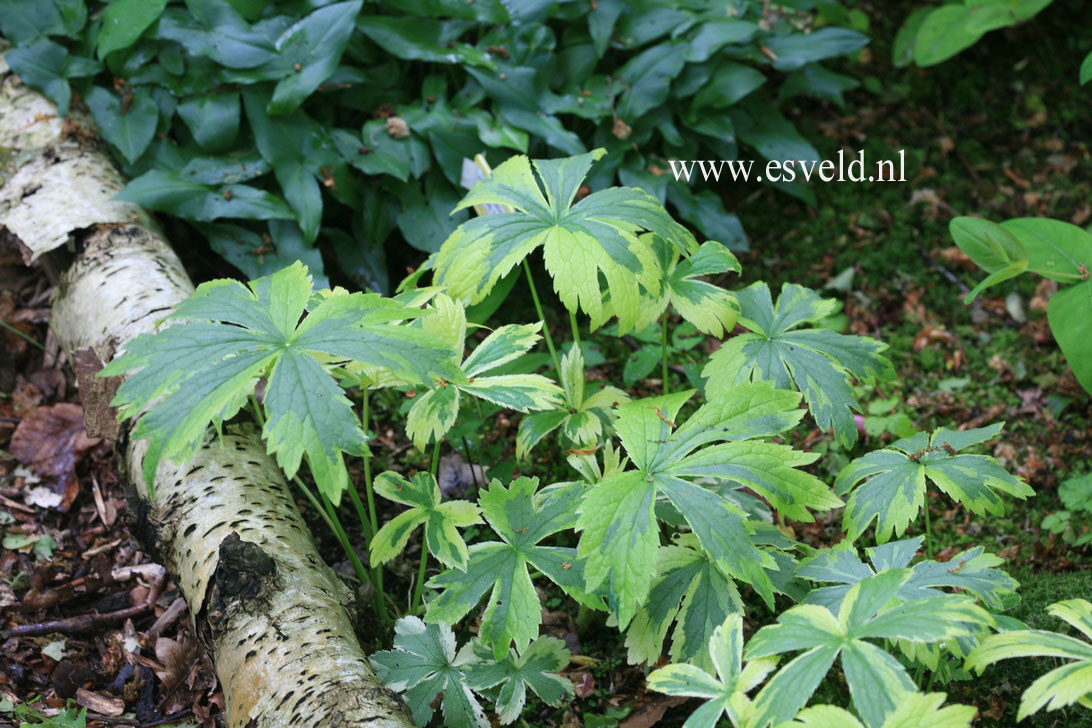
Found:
0,60 -> 413,728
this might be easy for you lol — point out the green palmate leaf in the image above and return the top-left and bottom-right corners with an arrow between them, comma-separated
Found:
703,282 -> 894,448
433,149 -> 699,333
647,614 -> 780,728
966,599 -> 1092,720
625,536 -> 744,672
747,570 -> 992,728
1082,50 -> 1092,85
1060,472 -> 1092,513
370,617 -> 489,728
370,471 -> 482,571
100,263 -> 456,502
634,237 -> 741,337
515,345 -> 629,459
576,385 -> 840,629
97,0 -> 169,58
464,638 -> 574,725
405,295 -> 560,449
782,692 -> 976,728
427,479 -> 603,659
835,424 -> 1033,544
797,536 -> 1018,613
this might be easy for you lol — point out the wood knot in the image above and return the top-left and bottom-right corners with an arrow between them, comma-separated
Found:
205,533 -> 276,640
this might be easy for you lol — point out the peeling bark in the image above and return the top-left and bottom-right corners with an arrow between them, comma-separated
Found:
0,60 -> 413,728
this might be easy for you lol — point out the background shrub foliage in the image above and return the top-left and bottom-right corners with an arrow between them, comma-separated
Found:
1,0 -> 870,291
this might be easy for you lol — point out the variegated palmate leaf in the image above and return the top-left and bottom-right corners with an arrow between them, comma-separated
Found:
101,262 -> 457,502
516,345 -> 629,459
835,424 -> 1033,543
405,294 -> 561,449
427,478 -> 603,659
625,535 -> 744,673
796,535 -> 1018,612
464,638 -> 574,725
433,149 -> 700,332
575,383 -> 841,630
746,569 -> 992,728
646,613 -> 779,728
370,617 -> 489,728
783,692 -> 976,728
370,470 -> 482,571
702,282 -> 894,447
635,235 -> 742,337
967,599 -> 1092,720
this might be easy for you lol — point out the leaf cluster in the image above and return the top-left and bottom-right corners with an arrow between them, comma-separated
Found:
101,262 -> 457,501
370,616 -> 574,728
2,0 -> 869,288
894,1 -> 1055,68
948,215 -> 1092,394
83,147 -> 1048,728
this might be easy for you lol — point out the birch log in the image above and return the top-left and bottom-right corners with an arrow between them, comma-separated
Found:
0,60 -> 414,728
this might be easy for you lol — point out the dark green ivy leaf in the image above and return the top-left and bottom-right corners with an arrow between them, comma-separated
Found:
355,15 -> 495,70
266,0 -> 363,116
5,39 -> 99,116
177,92 -> 241,152
85,86 -> 159,164
243,89 -> 339,241
197,221 -> 327,286
97,0 -> 168,59
0,0 -> 85,43
154,0 -> 277,70
116,169 -> 295,222
764,27 -> 869,72
614,42 -> 687,123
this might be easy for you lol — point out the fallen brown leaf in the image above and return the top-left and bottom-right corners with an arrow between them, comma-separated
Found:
9,403 -> 100,510
619,694 -> 688,728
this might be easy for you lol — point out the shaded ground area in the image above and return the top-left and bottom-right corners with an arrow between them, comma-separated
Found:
1,230 -> 222,725
2,1 -> 1090,727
